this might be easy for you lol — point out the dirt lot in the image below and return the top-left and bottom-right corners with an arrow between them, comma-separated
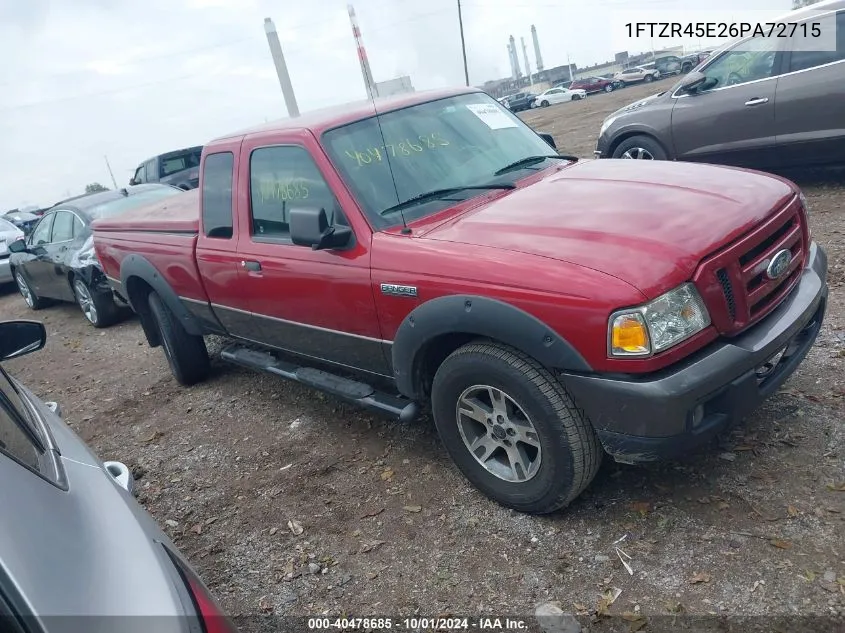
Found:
2,77 -> 844,628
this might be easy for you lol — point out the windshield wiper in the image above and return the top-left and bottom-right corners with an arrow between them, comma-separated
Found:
380,184 -> 516,217
493,154 -> 578,176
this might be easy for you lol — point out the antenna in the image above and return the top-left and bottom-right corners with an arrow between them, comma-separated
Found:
347,4 -> 409,232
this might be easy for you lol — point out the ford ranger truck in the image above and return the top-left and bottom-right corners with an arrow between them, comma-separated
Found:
92,88 -> 828,514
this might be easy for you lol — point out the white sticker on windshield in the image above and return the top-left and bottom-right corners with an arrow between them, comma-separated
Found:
465,103 -> 518,130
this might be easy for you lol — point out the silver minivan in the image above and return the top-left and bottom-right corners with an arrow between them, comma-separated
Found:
595,0 -> 845,168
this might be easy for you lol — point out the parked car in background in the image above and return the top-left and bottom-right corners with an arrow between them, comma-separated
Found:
0,320 -> 235,631
3,211 -> 40,236
92,87 -> 826,515
0,218 -> 25,285
130,145 -> 203,190
653,55 -> 683,75
532,86 -> 586,107
553,80 -> 573,90
9,184 -> 183,328
570,76 -> 616,93
504,91 -> 537,112
595,2 -> 845,167
614,66 -> 660,85
681,52 -> 709,72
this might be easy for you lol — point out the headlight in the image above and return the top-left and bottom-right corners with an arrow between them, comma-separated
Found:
608,283 -> 710,357
599,116 -> 617,137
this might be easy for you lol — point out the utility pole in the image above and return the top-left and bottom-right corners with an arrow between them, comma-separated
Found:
457,0 -> 470,86
264,17 -> 300,117
521,37 -> 532,86
104,155 -> 118,189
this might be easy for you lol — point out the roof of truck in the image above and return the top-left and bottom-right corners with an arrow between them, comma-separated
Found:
210,86 -> 482,144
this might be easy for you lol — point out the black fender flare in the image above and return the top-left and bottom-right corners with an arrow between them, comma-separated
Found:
120,254 -> 204,337
391,295 -> 591,400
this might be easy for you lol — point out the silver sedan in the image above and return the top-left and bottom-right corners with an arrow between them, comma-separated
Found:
0,218 -> 24,284
0,320 -> 235,632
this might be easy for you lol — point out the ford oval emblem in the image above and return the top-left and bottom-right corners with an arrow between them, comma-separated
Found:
766,249 -> 791,280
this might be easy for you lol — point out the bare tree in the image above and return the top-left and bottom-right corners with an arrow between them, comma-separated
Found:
85,183 -> 109,194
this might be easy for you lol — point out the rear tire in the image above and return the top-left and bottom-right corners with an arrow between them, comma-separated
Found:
430,341 -> 602,514
73,277 -> 118,328
14,270 -> 47,310
148,292 -> 210,386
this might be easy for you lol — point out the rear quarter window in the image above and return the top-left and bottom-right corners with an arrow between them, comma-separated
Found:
201,152 -> 235,239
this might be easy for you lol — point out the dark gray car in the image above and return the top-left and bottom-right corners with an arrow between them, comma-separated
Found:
130,146 -> 203,190
0,320 -> 234,632
595,1 -> 845,168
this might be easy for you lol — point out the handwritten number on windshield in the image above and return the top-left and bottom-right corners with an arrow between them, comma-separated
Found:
344,133 -> 450,167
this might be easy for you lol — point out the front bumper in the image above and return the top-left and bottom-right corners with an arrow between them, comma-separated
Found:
562,242 -> 828,464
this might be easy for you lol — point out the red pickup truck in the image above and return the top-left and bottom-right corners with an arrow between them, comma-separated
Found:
93,87 -> 828,514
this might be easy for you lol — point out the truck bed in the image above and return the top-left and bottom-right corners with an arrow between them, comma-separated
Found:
92,188 -> 208,304
93,188 -> 199,234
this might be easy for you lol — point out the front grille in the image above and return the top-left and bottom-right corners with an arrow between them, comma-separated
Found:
695,197 -> 807,335
715,268 -> 735,320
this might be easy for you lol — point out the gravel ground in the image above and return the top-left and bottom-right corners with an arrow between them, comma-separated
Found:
1,77 -> 843,629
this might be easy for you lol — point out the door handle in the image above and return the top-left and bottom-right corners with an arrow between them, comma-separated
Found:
744,97 -> 769,106
242,260 -> 262,272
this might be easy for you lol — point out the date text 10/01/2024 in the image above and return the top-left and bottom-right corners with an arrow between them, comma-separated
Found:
344,132 -> 451,167
307,617 -> 528,630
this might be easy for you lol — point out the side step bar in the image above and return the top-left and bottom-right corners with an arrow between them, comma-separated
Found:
220,345 -> 420,423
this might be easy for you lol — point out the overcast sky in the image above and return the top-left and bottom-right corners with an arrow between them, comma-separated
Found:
0,0 -> 791,210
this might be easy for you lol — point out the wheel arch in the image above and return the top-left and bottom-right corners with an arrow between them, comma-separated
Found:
391,295 -> 591,401
119,254 -> 204,346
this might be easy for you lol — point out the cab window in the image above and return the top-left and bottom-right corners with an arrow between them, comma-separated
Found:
249,146 -> 344,241
201,152 -> 234,239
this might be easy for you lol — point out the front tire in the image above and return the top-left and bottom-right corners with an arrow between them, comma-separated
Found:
148,292 -> 210,386
604,83 -> 614,92
644,74 -> 653,83
431,342 -> 602,514
612,135 -> 668,160
572,94 -> 582,101
73,277 -> 118,328
15,271 -> 47,310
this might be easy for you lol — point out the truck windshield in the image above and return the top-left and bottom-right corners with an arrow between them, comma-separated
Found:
322,92 -> 565,227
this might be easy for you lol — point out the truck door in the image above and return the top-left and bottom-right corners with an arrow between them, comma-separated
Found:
234,130 -> 389,377
194,145 -> 256,339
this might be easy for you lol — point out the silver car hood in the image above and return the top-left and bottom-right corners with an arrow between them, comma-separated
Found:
0,385 -> 195,628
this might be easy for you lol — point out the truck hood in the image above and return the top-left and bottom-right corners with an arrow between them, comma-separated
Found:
418,159 -> 795,298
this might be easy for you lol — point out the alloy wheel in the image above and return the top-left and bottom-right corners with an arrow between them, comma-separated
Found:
455,384 -> 542,483
16,273 -> 34,308
621,147 -> 654,160
74,279 -> 98,324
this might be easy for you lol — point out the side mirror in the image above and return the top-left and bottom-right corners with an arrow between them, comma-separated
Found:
679,71 -> 714,94
539,133 -> 557,150
289,207 -> 353,251
8,239 -> 27,253
129,177 -> 138,186
0,320 -> 46,361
